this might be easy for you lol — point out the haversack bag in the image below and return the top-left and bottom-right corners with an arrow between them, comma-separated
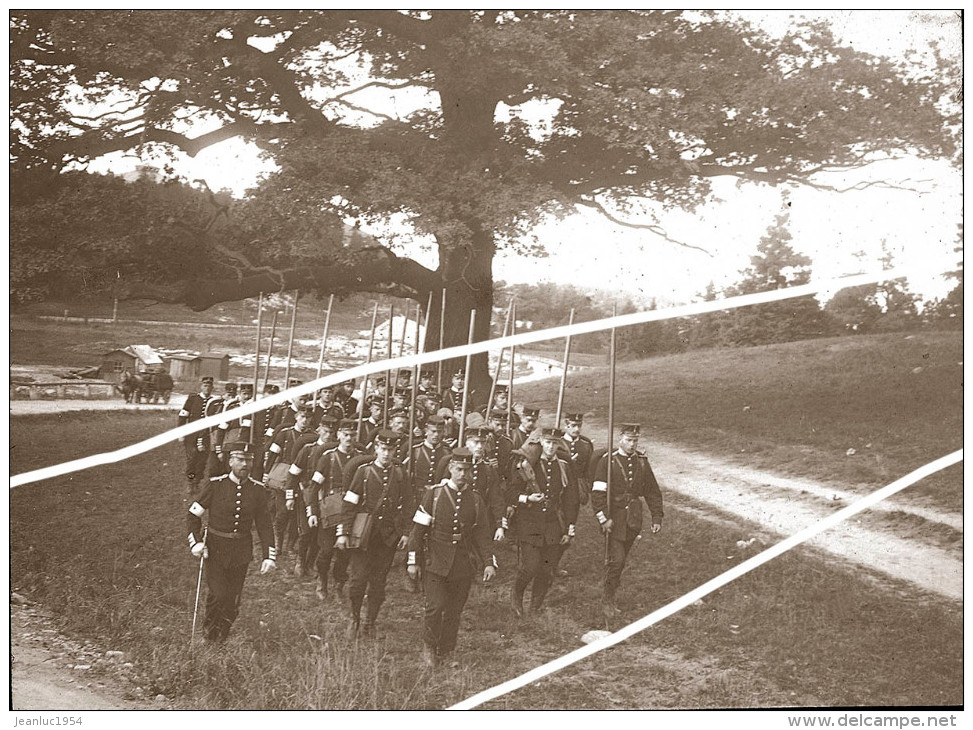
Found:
266,462 -> 291,491
348,512 -> 373,549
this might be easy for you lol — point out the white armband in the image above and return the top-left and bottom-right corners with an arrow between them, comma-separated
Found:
596,511 -> 607,524
189,502 -> 206,517
592,480 -> 607,492
413,508 -> 432,526
407,551 -> 417,566
311,471 -> 325,484
288,463 -> 302,475
344,490 -> 360,505
568,524 -> 576,537
178,409 -> 189,417
265,428 -> 275,437
269,442 -> 282,454
187,533 -> 197,548
306,506 -> 313,518
519,494 -> 528,504
285,489 -> 295,500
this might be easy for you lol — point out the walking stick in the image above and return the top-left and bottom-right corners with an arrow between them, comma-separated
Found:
486,301 -> 513,421
283,291 -> 299,391
605,304 -> 617,567
262,309 -> 279,391
458,308 -> 476,445
190,527 -> 207,646
383,304 -> 394,428
437,288 -> 447,392
554,308 -> 576,427
357,302 -> 380,443
315,294 -> 335,400
507,302 -> 516,432
250,294 -> 264,444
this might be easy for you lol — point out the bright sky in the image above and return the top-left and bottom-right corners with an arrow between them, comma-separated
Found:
92,10 -> 962,305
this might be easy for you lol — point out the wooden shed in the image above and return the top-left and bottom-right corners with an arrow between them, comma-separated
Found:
167,354 -> 201,380
99,345 -> 165,383
198,353 -> 231,381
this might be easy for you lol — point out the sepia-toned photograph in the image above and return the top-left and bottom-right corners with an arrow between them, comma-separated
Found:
9,10 -> 962,717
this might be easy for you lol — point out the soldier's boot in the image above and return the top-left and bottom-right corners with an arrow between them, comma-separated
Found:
294,557 -> 305,577
346,618 -> 360,639
334,580 -> 346,597
510,581 -> 526,618
529,586 -> 550,614
603,588 -> 620,617
315,576 -> 327,601
361,618 -> 376,639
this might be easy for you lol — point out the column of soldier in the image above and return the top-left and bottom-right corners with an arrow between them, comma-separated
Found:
182,367 -> 664,668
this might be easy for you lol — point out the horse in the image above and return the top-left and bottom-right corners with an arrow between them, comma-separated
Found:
115,369 -> 141,403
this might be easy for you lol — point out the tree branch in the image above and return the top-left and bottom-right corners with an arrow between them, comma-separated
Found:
577,198 -> 712,255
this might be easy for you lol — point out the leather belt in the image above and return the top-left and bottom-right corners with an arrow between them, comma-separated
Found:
208,527 -> 243,539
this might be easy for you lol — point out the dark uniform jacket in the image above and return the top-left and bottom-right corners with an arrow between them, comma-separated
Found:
405,441 -> 453,496
188,472 -> 274,565
590,449 -> 664,542
407,480 -> 495,577
307,446 -> 364,527
441,387 -> 465,414
179,392 -> 224,448
563,433 -> 594,493
339,460 -> 412,549
506,453 -> 580,546
510,426 -> 534,453
286,438 -> 336,495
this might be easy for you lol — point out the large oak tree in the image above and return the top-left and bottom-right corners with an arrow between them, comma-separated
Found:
10,10 -> 957,386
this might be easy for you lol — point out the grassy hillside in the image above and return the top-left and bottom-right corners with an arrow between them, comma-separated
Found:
9,411 -> 961,709
517,331 -> 962,512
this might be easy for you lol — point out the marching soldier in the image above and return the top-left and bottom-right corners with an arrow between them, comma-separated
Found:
417,369 -> 436,397
312,386 -> 345,423
506,428 -> 580,617
285,416 -> 338,577
387,409 -> 412,462
264,406 -> 317,561
406,416 -> 453,501
178,376 -> 224,494
552,412 -> 594,578
463,428 -> 507,542
441,369 -> 465,414
487,408 -> 515,479
335,430 -> 412,638
407,448 -> 497,667
510,406 -> 539,452
361,397 -> 384,445
335,380 -> 360,421
590,423 -> 664,617
187,441 -> 276,643
307,419 -> 362,600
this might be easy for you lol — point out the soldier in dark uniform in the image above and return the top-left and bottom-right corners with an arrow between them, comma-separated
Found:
386,409 -> 412,463
463,428 -> 507,542
178,376 -> 224,494
307,419 -> 362,600
360,397 -> 384,445
441,369 -> 466,414
417,369 -> 436,397
407,448 -> 497,667
487,409 -> 515,480
510,406 -> 539,452
506,428 -> 580,617
552,412 -> 594,578
187,442 -> 276,643
264,407 -> 317,561
335,430 -> 412,638
405,416 -> 453,503
335,380 -> 359,421
590,423 -> 664,617
285,416 -> 338,577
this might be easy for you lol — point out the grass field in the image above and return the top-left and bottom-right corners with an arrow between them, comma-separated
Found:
10,407 -> 962,709
517,331 -> 963,513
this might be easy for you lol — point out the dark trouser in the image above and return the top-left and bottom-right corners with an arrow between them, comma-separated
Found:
315,524 -> 349,591
605,535 -> 637,598
184,440 -> 208,492
423,561 -> 474,655
348,538 -> 397,624
205,451 -> 226,481
273,491 -> 296,554
295,493 -> 319,569
514,542 -> 560,609
204,559 -> 249,642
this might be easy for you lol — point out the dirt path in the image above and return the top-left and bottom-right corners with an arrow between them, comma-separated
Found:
10,598 -> 168,711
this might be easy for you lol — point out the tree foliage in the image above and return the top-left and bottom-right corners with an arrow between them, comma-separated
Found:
9,11 -> 958,381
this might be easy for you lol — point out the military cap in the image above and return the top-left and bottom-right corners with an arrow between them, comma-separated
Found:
426,391 -> 443,402
201,376 -> 215,384
393,387 -> 411,397
494,383 -> 508,393
425,414 -> 445,426
262,383 -> 276,394
388,408 -> 410,421
564,412 -> 584,423
620,423 -> 641,436
319,416 -> 339,428
464,427 -> 490,441
224,441 -> 254,457
240,383 -> 254,395
372,429 -> 402,445
225,382 -> 238,392
540,427 -> 564,440
489,408 -> 508,420
522,407 -> 540,418
449,447 -> 474,465
270,384 -> 280,394
367,395 -> 384,407
452,368 -> 465,379
288,378 -> 302,387
398,369 -> 412,379
420,369 -> 434,380
338,419 -> 358,432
